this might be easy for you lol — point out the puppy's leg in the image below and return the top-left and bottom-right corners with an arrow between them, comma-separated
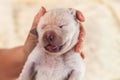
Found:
65,51 -> 85,80
68,70 -> 81,80
17,61 -> 35,80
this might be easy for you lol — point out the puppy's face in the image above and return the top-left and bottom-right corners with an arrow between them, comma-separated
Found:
37,8 -> 80,55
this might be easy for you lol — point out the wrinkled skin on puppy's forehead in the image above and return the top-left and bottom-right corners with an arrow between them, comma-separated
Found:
40,8 -> 77,26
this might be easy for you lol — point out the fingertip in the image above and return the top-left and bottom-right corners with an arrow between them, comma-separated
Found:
32,6 -> 46,28
41,6 -> 46,11
76,10 -> 85,22
81,52 -> 85,59
39,6 -> 46,15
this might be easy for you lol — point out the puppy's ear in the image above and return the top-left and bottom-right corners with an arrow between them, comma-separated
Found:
69,8 -> 76,16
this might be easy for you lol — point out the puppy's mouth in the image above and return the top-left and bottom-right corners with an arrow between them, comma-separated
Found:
44,44 -> 63,52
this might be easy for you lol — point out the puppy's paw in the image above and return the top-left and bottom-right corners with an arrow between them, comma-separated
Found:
68,70 -> 82,80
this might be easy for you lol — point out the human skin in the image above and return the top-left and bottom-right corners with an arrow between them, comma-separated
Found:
0,7 -> 85,80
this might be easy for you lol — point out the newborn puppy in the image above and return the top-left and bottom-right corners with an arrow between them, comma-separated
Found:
18,8 -> 85,80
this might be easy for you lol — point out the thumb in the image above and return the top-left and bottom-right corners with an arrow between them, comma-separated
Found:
24,7 -> 46,55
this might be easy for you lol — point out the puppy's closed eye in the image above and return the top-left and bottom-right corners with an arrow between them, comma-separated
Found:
59,25 -> 63,28
59,24 -> 68,29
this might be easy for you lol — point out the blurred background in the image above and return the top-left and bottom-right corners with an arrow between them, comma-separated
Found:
0,0 -> 120,80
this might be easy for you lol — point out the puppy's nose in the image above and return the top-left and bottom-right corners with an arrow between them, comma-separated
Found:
44,31 -> 55,43
46,34 -> 54,42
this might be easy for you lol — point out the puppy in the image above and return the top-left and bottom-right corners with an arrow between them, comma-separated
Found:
18,8 -> 85,80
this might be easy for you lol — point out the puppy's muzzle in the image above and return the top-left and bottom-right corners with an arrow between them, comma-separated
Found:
44,31 -> 55,43
43,30 -> 63,52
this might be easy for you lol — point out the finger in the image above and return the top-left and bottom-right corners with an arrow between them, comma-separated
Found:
74,23 -> 86,52
76,10 -> 85,22
31,7 -> 46,29
30,7 -> 46,36
78,23 -> 86,41
24,7 -> 46,55
80,52 -> 85,60
74,24 -> 85,59
75,44 -> 82,53
68,8 -> 85,22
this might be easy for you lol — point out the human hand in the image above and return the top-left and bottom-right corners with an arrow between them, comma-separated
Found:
74,10 -> 86,59
23,7 -> 46,56
0,7 -> 46,80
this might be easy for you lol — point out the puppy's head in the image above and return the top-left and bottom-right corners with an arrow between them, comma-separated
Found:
37,8 -> 80,55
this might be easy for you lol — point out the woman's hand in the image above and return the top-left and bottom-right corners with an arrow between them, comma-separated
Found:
23,7 -> 46,56
0,7 -> 46,80
74,10 -> 86,59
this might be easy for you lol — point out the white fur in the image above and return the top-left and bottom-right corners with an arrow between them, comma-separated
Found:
18,8 -> 85,80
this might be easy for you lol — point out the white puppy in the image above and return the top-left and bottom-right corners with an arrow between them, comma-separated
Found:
18,8 -> 85,80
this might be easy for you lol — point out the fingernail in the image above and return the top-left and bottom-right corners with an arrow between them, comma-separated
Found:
80,13 -> 85,21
